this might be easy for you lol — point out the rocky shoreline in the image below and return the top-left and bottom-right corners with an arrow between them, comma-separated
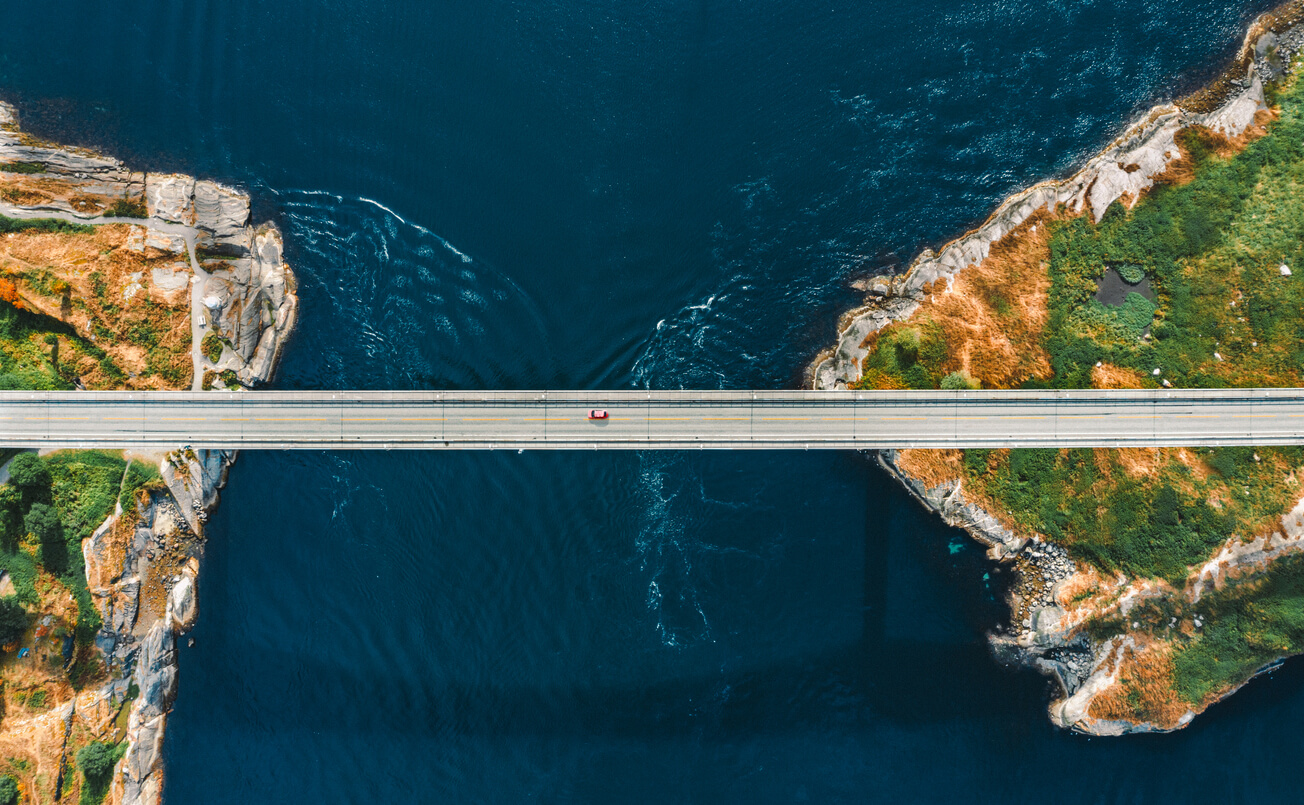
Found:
1,100 -> 298,802
812,3 -> 1304,735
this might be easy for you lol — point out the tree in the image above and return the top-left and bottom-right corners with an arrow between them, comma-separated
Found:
0,486 -> 19,550
0,775 -> 16,805
78,741 -> 116,781
7,453 -> 50,501
24,503 -> 66,574
0,597 -> 27,645
23,503 -> 60,544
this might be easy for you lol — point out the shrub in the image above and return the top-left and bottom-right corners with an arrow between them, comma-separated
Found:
23,503 -> 60,544
962,449 -> 991,476
104,199 -> 147,219
1116,292 -> 1157,335
1117,264 -> 1146,284
0,775 -> 16,805
77,741 -> 124,805
0,486 -> 19,549
77,742 -> 114,779
0,597 -> 27,645
940,370 -> 979,390
6,451 -> 50,495
201,331 -> 224,363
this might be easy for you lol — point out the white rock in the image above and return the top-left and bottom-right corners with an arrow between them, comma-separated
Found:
145,174 -> 197,226
1281,263 -> 1292,276
144,229 -> 187,254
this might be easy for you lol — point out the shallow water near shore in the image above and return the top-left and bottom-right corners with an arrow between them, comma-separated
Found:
4,0 -> 1304,801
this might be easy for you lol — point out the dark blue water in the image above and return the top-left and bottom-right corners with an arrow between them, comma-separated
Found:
3,0 -> 1302,801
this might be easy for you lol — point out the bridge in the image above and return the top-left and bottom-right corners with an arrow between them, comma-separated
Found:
2,388 -> 1303,450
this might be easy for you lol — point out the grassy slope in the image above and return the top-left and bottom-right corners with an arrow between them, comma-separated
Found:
0,213 -> 171,672
860,64 -> 1304,708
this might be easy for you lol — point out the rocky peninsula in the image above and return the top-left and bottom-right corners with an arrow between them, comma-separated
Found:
814,1 -> 1304,734
0,101 -> 296,803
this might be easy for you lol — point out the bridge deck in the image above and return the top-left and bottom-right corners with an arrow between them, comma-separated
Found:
1,389 -> 1302,449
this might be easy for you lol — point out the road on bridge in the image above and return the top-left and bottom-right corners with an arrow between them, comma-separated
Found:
1,389 -> 1303,450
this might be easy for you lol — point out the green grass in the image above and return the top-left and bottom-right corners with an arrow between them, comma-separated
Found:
967,446 -> 1303,584
880,58 -> 1304,589
0,305 -> 76,391
0,161 -> 44,175
854,320 -> 948,390
1040,77 -> 1304,389
1173,554 -> 1304,704
0,214 -> 92,236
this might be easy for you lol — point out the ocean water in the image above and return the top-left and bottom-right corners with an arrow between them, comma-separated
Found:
1,0 -> 1301,802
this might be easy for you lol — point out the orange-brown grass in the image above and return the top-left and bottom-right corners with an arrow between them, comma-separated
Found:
859,213 -> 1059,390
0,171 -> 137,212
1087,639 -> 1191,727
931,214 -> 1057,387
1,224 -> 192,389
1146,109 -> 1278,193
1113,448 -> 1161,480
1056,567 -> 1106,609
894,448 -> 964,489
1090,362 -> 1148,389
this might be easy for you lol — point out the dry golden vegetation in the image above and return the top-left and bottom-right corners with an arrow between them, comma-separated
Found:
0,224 -> 192,389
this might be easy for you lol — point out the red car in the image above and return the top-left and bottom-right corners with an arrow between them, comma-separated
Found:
588,409 -> 609,420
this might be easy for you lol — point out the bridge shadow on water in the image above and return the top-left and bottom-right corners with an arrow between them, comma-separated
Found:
172,453 -> 1040,740
163,449 -> 1304,803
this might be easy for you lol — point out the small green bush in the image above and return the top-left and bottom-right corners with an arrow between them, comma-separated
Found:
201,331 -> 224,363
940,370 -> 979,390
104,199 -> 147,219
1117,264 -> 1146,284
1116,292 -> 1157,335
0,774 -> 16,805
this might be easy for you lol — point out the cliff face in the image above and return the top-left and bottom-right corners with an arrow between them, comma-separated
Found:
0,100 -> 297,802
813,3 -> 1304,735
83,450 -> 232,805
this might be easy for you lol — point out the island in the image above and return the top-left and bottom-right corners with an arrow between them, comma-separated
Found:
814,1 -> 1304,734
0,101 -> 296,803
